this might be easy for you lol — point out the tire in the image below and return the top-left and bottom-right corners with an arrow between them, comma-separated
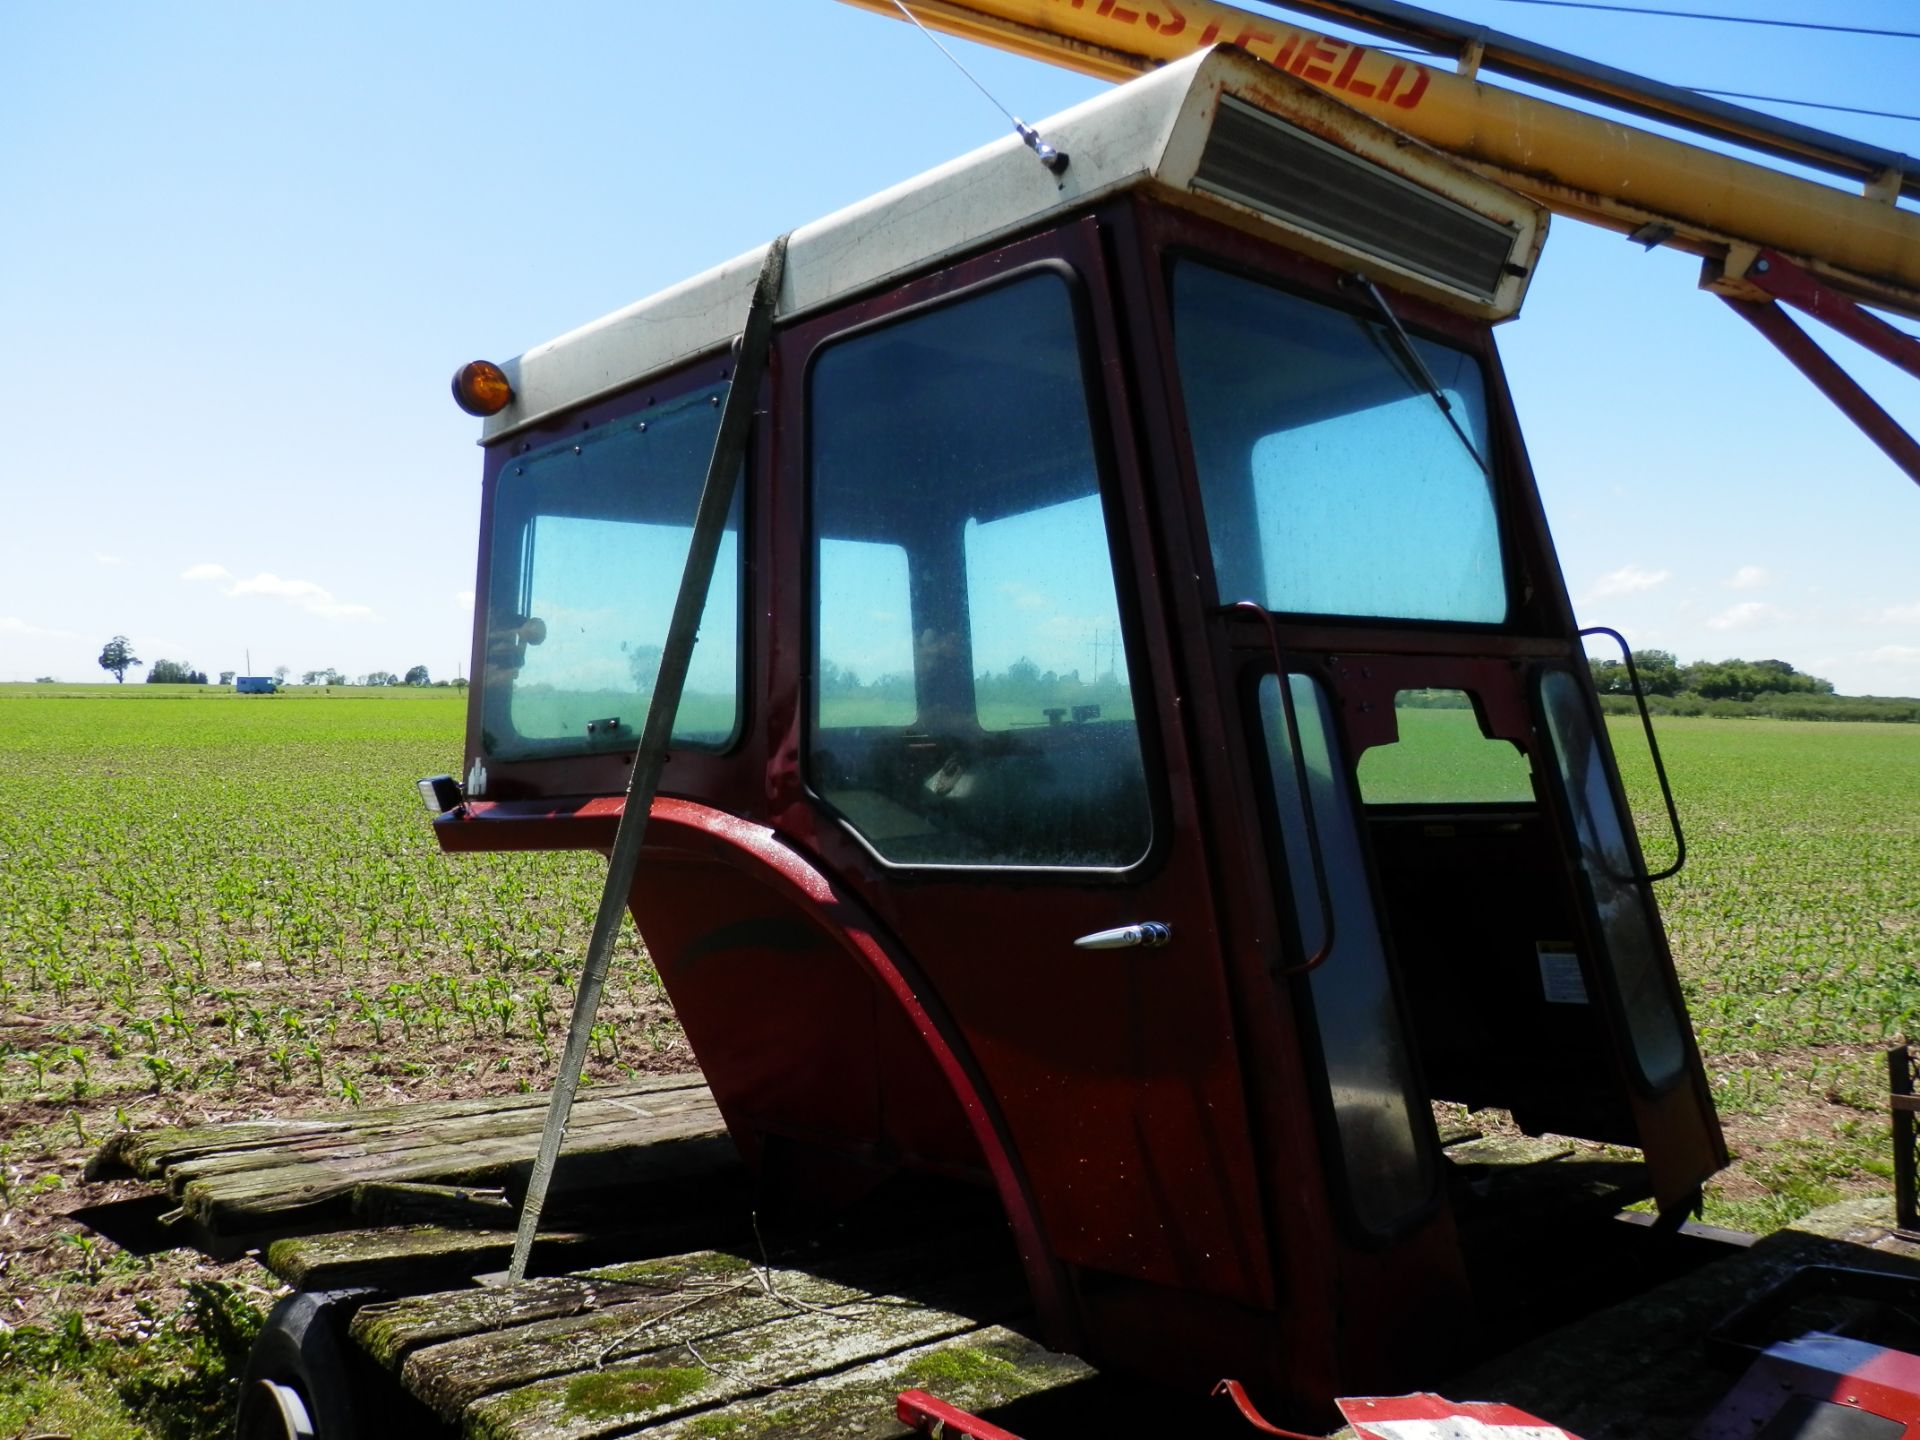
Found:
235,1289 -> 379,1440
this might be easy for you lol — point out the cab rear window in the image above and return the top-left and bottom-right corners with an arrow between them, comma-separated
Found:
479,388 -> 740,762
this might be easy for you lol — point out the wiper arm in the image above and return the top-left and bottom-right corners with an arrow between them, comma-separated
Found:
1342,274 -> 1491,480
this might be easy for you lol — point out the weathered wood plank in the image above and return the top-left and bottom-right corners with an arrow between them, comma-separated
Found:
265,1213 -> 749,1292
459,1294 -> 992,1440
352,1253 -> 753,1368
158,1087 -> 718,1189
351,1181 -> 515,1229
379,1238 -> 1024,1433
89,1074 -> 733,1240
642,1326 -> 1091,1440
1444,1134 -> 1577,1168
87,1075 -> 709,1181
268,1225 -> 575,1291
177,1113 -> 726,1229
403,1254 -> 796,1420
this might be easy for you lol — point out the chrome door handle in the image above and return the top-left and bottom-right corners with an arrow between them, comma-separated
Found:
1074,922 -> 1172,951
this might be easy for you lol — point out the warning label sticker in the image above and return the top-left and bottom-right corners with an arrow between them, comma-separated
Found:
1537,943 -> 1588,1005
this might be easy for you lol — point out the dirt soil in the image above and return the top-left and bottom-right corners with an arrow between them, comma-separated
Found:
0,958 -> 693,1342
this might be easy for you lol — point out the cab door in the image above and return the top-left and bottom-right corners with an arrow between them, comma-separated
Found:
1150,213 -> 1722,1230
766,220 -> 1278,1334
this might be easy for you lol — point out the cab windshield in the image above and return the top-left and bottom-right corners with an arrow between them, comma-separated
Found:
1172,261 -> 1507,624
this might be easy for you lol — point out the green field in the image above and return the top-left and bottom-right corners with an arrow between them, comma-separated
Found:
0,685 -> 630,1437
1,684 -> 1916,1435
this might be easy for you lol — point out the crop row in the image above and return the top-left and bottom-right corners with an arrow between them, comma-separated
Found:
0,692 -> 675,1130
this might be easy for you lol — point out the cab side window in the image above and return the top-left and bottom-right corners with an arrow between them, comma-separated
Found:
808,272 -> 1151,868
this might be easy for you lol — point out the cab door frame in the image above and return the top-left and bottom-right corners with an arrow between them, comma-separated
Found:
762,212 -> 1287,1386
1110,191 -> 1723,1385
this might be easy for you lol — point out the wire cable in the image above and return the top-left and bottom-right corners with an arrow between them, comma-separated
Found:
1691,90 -> 1920,126
885,0 -> 1069,170
1479,0 -> 1920,41
1359,43 -> 1920,126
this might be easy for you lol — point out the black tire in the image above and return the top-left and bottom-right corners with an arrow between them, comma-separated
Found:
235,1289 -> 379,1440
235,1379 -> 315,1440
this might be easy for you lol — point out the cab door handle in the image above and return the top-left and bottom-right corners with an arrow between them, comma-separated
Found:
1074,922 -> 1172,950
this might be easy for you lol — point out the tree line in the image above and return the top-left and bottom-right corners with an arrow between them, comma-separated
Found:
95,637 -> 451,689
1590,649 -> 1918,722
1587,650 -> 1833,702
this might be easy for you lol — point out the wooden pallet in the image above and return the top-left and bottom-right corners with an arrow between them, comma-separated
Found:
83,1075 -> 1107,1433
86,1073 -> 740,1266
348,1238 -> 1086,1439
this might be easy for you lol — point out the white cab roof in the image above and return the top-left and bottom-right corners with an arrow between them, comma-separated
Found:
481,46 -> 1545,442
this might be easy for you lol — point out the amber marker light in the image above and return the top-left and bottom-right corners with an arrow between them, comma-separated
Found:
452,359 -> 513,417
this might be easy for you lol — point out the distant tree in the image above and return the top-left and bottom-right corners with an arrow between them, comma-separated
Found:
362,670 -> 398,687
218,670 -> 236,685
147,659 -> 208,684
404,664 -> 430,686
324,668 -> 346,686
1630,649 -> 1682,697
98,635 -> 141,683
1587,648 -> 1680,697
1681,657 -> 1831,702
820,659 -> 864,694
33,676 -> 55,684
273,665 -> 290,684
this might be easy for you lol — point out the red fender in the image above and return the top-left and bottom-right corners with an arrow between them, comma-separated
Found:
436,796 -> 1074,1340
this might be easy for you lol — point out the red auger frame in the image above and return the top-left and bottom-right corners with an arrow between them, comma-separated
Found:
1714,248 -> 1920,488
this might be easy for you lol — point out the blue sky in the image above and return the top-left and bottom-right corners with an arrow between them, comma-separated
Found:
3,1 -> 1915,693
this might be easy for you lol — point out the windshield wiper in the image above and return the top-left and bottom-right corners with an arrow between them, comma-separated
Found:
1342,274 -> 1492,480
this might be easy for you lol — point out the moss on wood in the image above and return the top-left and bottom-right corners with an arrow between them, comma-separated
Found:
563,1365 -> 709,1419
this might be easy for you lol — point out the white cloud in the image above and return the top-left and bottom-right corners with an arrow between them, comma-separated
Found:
229,573 -> 328,602
94,552 -> 123,567
1723,565 -> 1771,590
181,562 -> 374,619
1867,644 -> 1920,668
1584,565 -> 1671,602
1707,601 -> 1789,631
1879,600 -> 1920,625
1,615 -> 79,639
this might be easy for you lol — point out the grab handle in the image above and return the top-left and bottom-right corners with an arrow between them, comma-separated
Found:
1581,625 -> 1687,883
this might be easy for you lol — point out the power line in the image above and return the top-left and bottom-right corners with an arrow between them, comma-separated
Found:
1480,0 -> 1920,41
1691,90 -> 1920,127
1365,44 -> 1920,126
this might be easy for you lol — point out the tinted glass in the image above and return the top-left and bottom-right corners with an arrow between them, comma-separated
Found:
819,538 -> 916,728
1174,262 -> 1505,623
481,389 -> 738,761
808,273 -> 1150,868
1262,673 -> 1434,1233
1540,669 -> 1686,1090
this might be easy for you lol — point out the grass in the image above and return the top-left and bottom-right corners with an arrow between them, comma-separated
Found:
1602,718 -> 1919,1230
0,684 -> 660,1112
0,1281 -> 262,1440
1,686 -> 1915,1430
0,683 -> 681,1438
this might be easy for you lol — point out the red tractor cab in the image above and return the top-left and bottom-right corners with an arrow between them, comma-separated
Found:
438,47 -> 1725,1419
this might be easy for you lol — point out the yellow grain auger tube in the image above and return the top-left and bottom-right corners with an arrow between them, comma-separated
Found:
843,0 -> 1920,482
